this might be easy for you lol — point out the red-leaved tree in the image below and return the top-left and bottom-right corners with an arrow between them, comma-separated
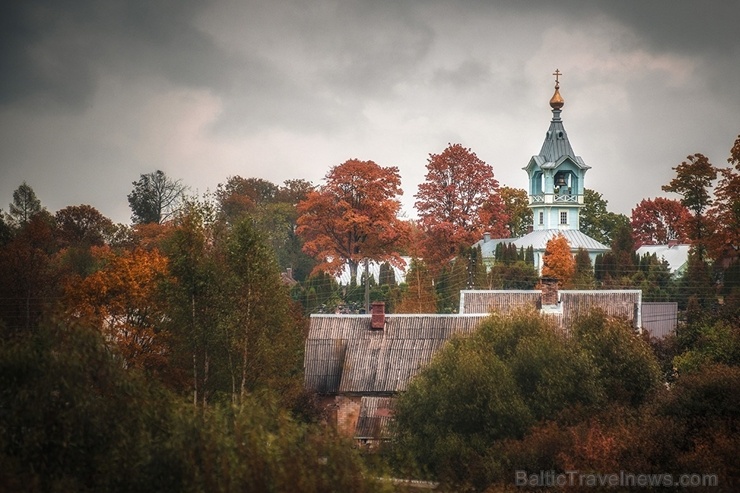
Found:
630,197 -> 691,247
414,143 -> 507,268
296,159 -> 408,283
707,134 -> 740,261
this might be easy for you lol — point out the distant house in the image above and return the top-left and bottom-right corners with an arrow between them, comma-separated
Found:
635,243 -> 690,276
333,257 -> 411,285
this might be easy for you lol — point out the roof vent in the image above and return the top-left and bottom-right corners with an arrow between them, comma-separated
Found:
370,302 -> 386,330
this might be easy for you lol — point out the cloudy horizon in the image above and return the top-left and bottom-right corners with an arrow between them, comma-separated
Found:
2,0 -> 739,225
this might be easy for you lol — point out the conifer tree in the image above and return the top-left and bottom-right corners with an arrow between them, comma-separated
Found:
572,247 -> 595,289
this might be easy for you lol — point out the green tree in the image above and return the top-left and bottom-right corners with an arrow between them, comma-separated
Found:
128,170 -> 188,224
222,218 -> 305,404
499,186 -> 532,237
392,309 -> 662,489
393,310 -> 601,488
7,182 -> 44,228
662,154 -> 717,259
162,200 -> 224,403
572,247 -> 595,289
571,310 -> 661,407
580,189 -> 629,245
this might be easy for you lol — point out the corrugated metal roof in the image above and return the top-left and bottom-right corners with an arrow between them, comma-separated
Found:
304,314 -> 488,394
560,290 -> 642,332
458,289 -> 642,333
536,111 -> 590,170
513,229 -> 609,252
460,290 -> 542,314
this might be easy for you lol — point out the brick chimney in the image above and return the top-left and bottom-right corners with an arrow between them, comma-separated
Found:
370,302 -> 385,329
539,276 -> 559,306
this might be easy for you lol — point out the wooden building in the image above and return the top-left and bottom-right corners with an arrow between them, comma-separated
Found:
304,307 -> 489,444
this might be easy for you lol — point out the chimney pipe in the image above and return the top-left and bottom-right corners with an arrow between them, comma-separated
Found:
370,302 -> 385,329
483,232 -> 491,243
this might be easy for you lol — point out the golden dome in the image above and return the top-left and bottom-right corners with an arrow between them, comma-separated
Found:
550,84 -> 564,110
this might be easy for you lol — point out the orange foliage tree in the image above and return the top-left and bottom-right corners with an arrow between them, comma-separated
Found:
64,246 -> 171,374
415,143 -> 508,268
541,233 -> 575,285
296,159 -> 408,283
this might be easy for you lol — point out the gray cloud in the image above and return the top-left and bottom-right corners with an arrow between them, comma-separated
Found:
1,0 -> 738,225
0,0 -> 225,108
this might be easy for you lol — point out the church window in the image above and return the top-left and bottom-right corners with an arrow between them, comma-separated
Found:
560,211 -> 568,225
539,212 -> 544,225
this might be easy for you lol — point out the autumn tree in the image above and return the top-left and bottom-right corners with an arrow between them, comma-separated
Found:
415,144 -> 507,268
630,197 -> 691,247
580,189 -> 628,245
707,135 -> 740,262
55,204 -> 115,247
63,246 -> 172,374
541,233 -> 575,285
128,170 -> 188,224
662,154 -> 717,259
499,186 -> 532,238
215,176 -> 278,222
0,211 -> 58,331
297,159 -> 408,284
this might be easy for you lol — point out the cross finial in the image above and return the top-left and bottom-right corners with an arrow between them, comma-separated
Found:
553,68 -> 562,87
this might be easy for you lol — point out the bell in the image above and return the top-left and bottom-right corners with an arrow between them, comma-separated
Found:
555,175 -> 567,187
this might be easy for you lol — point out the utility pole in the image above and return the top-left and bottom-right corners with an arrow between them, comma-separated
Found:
364,257 -> 370,313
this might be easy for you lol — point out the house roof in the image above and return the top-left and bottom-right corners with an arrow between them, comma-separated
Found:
459,290 -> 542,315
304,314 -> 488,394
459,289 -> 642,331
474,229 -> 609,258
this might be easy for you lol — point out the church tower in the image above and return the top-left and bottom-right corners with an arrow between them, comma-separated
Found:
523,69 -> 590,231
474,70 -> 609,273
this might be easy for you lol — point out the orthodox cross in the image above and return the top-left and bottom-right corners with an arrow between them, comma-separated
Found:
553,68 -> 562,86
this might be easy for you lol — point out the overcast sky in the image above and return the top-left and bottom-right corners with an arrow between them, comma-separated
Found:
2,0 -> 739,225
